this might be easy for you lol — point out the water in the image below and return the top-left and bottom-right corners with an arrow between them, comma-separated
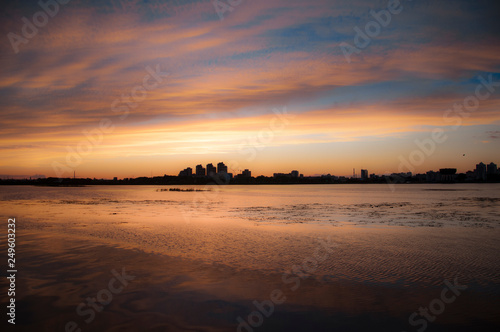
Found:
1,184 -> 499,276
1,184 -> 499,331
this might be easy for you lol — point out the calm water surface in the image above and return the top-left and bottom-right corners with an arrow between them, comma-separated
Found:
1,184 -> 499,331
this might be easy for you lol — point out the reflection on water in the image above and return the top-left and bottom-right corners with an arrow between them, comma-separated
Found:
0,184 -> 499,331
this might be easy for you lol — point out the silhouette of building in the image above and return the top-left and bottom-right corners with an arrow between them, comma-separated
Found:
414,173 -> 426,182
475,162 -> 487,181
361,169 -> 368,180
179,167 -> 192,177
439,168 -> 457,182
217,162 -> 227,174
426,171 -> 441,183
195,164 -> 205,177
391,172 -> 412,180
206,163 -> 216,177
487,162 -> 498,175
273,170 -> 300,178
241,169 -> 251,177
465,170 -> 475,182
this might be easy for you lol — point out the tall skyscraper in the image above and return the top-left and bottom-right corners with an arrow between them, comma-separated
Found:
475,162 -> 487,181
206,163 -> 216,177
487,162 -> 498,175
196,164 -> 205,177
217,162 -> 227,174
361,169 -> 368,180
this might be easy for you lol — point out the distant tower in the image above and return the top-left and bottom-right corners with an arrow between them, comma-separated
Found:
487,162 -> 498,175
217,162 -> 227,174
353,168 -> 355,178
241,169 -> 251,177
206,163 -> 216,177
475,162 -> 487,181
74,171 -> 75,179
196,164 -> 206,177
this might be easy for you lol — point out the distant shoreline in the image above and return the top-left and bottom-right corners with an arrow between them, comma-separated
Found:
1,179 -> 499,186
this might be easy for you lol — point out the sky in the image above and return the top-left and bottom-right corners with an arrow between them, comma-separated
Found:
0,0 -> 499,179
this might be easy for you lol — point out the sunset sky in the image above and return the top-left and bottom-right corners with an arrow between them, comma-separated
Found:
1,0 -> 499,178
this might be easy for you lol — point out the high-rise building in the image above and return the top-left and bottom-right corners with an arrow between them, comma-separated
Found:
195,164 -> 205,177
291,170 -> 299,178
178,167 -> 192,177
475,162 -> 487,181
206,163 -> 216,177
217,162 -> 227,174
361,169 -> 368,180
487,162 -> 498,175
241,169 -> 251,177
